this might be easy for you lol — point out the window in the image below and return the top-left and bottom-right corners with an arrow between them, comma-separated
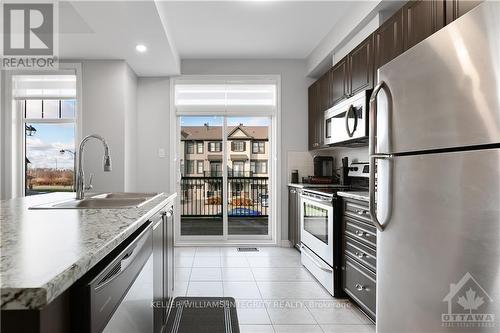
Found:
232,141 -> 245,152
186,142 -> 194,154
233,161 -> 245,176
209,141 -> 222,152
251,160 -> 267,174
196,142 -> 204,154
210,162 -> 222,177
197,161 -> 204,174
252,141 -> 265,154
14,74 -> 78,196
186,160 -> 195,174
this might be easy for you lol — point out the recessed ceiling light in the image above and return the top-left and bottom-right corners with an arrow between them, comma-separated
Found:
136,44 -> 147,53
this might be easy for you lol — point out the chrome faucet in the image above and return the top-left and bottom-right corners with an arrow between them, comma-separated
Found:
76,134 -> 112,200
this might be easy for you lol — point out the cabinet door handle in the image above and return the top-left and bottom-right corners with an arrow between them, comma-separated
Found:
355,252 -> 366,259
166,208 -> 173,218
355,283 -> 366,291
355,230 -> 369,237
356,209 -> 368,215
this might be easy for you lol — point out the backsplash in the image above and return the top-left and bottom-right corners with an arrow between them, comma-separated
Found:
286,151 -> 316,183
310,146 -> 368,169
287,147 -> 368,183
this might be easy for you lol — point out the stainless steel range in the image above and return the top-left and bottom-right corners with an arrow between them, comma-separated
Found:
300,186 -> 347,296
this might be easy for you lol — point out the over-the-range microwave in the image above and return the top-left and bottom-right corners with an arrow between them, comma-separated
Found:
324,90 -> 371,146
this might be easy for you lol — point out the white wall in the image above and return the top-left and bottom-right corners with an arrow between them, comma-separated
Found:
124,64 -> 138,191
136,77 -> 171,193
80,60 -> 137,192
0,71 -> 6,199
181,59 -> 313,242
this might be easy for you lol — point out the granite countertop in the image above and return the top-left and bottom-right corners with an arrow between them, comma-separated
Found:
337,191 -> 369,202
0,192 -> 176,310
288,183 -> 347,188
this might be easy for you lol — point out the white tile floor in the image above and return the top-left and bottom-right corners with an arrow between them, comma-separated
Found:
174,246 -> 375,333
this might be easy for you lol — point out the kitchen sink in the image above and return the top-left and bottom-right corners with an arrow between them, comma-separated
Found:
29,192 -> 161,209
91,192 -> 158,199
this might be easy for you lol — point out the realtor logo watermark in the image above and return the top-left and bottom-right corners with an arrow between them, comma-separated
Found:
442,272 -> 495,329
1,1 -> 58,69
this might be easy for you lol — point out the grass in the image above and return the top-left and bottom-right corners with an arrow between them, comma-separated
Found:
31,185 -> 73,192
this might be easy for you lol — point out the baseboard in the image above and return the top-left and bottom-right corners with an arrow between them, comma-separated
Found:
280,240 -> 293,248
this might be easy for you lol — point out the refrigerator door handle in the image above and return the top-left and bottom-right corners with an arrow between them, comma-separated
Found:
369,81 -> 393,232
369,154 -> 392,232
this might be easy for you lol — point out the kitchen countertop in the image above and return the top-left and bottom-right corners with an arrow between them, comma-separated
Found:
288,183 -> 347,188
337,191 -> 369,202
0,192 -> 176,310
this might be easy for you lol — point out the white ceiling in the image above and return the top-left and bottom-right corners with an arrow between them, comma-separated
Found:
59,1 -> 179,76
157,1 -> 355,59
58,1 -> 362,76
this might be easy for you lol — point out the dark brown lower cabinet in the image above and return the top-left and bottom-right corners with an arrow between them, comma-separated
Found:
342,198 -> 376,322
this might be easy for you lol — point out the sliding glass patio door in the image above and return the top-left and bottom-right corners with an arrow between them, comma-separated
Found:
178,116 -> 271,241
226,117 -> 270,236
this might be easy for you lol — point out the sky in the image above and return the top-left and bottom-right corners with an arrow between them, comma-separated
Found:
26,123 -> 75,169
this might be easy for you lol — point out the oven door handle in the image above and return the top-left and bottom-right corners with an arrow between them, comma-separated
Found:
300,195 -> 332,205
301,245 -> 333,272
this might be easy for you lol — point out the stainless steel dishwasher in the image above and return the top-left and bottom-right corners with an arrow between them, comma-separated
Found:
80,223 -> 153,333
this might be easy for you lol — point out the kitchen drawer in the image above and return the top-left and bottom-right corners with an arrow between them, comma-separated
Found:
344,235 -> 376,272
344,199 -> 371,225
343,256 -> 376,320
344,216 -> 376,249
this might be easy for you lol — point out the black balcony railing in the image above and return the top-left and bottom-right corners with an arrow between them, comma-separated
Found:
180,176 -> 269,217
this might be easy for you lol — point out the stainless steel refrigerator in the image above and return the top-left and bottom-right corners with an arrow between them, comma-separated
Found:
369,2 -> 500,332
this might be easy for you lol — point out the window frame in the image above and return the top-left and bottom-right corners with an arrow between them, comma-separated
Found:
208,141 -> 222,152
251,160 -> 267,174
10,66 -> 82,198
196,141 -> 204,154
231,141 -> 245,152
186,141 -> 194,154
252,141 -> 265,154
197,160 -> 204,174
186,160 -> 195,174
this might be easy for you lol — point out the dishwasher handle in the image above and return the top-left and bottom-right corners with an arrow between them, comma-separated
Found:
93,224 -> 151,290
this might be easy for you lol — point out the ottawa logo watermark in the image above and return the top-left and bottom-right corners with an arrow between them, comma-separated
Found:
1,1 -> 58,70
442,272 -> 495,328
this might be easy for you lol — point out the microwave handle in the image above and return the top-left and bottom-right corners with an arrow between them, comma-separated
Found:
344,105 -> 357,137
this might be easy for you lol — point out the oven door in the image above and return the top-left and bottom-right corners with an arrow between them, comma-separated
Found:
300,195 -> 334,266
324,92 -> 368,145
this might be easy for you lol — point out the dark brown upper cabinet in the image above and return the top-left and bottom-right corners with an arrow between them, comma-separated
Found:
329,56 -> 348,106
319,71 -> 331,111
445,0 -> 482,24
374,9 -> 404,69
348,34 -> 375,96
403,0 -> 445,51
308,81 -> 322,150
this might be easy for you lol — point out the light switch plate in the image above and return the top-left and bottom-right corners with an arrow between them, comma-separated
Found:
158,148 -> 166,158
